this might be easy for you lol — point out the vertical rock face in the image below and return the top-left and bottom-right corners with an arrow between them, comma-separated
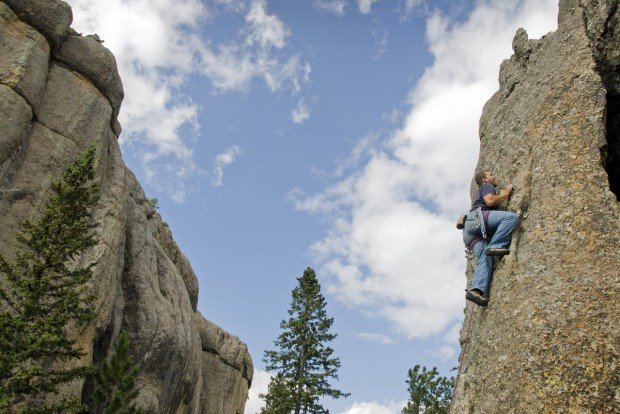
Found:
451,1 -> 619,413
0,1 -> 253,413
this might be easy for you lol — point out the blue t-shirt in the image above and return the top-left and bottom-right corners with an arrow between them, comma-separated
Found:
471,183 -> 497,211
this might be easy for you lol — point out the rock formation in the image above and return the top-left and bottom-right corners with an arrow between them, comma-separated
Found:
0,0 -> 252,412
451,0 -> 619,412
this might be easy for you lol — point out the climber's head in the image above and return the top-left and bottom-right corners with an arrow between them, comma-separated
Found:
475,170 -> 498,187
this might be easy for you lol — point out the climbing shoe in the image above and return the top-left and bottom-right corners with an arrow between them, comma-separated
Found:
485,247 -> 510,256
466,290 -> 488,307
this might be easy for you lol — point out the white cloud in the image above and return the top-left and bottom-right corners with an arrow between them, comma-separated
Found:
371,29 -> 388,60
246,0 -> 290,49
432,322 -> 461,360
401,0 -> 423,20
355,332 -> 394,345
67,0 -> 206,201
212,146 -> 242,186
381,109 -> 404,125
244,369 -> 272,414
433,345 -> 457,361
291,98 -> 311,124
339,400 -> 406,414
443,322 -> 460,344
292,0 -> 558,341
198,1 -> 311,96
66,0 -> 309,201
262,55 -> 312,94
200,44 -> 258,92
245,371 -> 406,414
211,0 -> 247,13
313,0 -> 347,16
358,0 -> 379,14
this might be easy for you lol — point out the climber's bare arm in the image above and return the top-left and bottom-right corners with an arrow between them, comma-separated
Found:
483,185 -> 513,207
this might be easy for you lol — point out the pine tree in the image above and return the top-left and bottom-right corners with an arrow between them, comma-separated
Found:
92,331 -> 142,414
0,143 -> 100,413
259,374 -> 293,414
261,267 -> 349,414
402,365 -> 454,414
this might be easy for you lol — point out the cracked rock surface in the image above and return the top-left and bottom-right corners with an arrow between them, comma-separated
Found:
451,1 -> 619,413
0,1 -> 252,412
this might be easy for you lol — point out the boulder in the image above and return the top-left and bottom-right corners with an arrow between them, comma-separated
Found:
195,313 -> 253,414
55,30 -> 124,121
1,0 -> 72,51
0,2 -> 49,109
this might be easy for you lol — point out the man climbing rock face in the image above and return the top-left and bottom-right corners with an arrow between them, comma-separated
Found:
462,170 -> 519,306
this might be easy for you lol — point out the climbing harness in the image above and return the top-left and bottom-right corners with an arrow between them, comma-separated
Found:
462,207 -> 489,256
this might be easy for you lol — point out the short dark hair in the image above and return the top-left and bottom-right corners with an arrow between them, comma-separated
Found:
475,170 -> 488,186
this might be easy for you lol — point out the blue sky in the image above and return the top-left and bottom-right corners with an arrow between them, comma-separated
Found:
67,0 -> 558,412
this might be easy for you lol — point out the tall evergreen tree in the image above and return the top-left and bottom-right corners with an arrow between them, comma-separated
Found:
261,267 -> 349,414
92,331 -> 142,414
0,143 -> 100,413
402,365 -> 454,414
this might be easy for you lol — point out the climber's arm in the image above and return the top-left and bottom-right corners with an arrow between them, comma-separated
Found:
483,185 -> 513,207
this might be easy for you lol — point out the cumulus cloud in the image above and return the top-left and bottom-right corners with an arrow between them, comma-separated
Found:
313,0 -> 347,16
66,0 -> 309,201
339,400 -> 406,414
292,98 -> 311,124
358,0 -> 379,14
355,332 -> 394,345
292,0 -> 558,344
244,369 -> 272,414
212,146 -> 242,186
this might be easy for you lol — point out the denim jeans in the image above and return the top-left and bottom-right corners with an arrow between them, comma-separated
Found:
463,210 -> 519,294
470,239 -> 493,294
485,210 -> 519,250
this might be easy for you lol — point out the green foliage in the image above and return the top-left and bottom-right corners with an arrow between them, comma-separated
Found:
402,365 -> 454,414
261,267 -> 349,414
92,331 -> 142,414
259,374 -> 293,414
0,143 -> 100,413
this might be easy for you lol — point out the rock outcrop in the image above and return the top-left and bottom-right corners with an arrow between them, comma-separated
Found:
0,1 -> 252,412
452,0 -> 619,412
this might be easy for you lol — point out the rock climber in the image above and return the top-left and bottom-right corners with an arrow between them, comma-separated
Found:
462,170 -> 519,306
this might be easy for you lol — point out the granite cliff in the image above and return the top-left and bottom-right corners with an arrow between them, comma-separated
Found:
0,0 -> 252,412
452,0 -> 619,412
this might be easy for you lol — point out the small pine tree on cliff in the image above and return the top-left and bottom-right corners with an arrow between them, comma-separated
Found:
92,331 -> 142,414
402,365 -> 454,414
261,267 -> 349,414
0,143 -> 100,413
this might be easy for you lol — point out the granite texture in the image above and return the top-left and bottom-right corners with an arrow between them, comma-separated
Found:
451,1 -> 619,413
0,1 -> 252,412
